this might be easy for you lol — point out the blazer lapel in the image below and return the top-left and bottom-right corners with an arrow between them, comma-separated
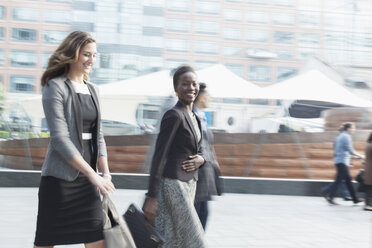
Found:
180,104 -> 199,149
64,78 -> 83,148
86,83 -> 101,139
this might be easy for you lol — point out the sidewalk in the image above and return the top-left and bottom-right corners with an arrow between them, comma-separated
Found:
0,188 -> 371,248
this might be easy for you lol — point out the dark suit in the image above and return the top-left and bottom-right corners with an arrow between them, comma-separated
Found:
147,101 -> 204,198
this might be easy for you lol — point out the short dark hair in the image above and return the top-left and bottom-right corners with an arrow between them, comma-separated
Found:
173,65 -> 196,90
195,82 -> 207,103
339,122 -> 353,132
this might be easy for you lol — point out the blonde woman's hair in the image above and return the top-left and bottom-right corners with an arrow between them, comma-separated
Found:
41,31 -> 96,87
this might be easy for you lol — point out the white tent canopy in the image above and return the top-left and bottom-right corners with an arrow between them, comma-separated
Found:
98,64 -> 263,98
261,70 -> 372,108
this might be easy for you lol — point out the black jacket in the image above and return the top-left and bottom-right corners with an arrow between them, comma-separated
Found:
147,101 -> 204,198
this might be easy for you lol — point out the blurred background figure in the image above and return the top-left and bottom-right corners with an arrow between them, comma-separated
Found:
363,133 -> 372,211
193,82 -> 222,230
321,122 -> 364,205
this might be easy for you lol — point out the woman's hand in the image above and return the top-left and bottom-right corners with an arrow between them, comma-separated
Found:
143,196 -> 158,224
88,173 -> 115,195
182,155 -> 205,172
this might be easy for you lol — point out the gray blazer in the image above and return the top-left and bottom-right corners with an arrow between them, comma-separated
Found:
41,76 -> 107,181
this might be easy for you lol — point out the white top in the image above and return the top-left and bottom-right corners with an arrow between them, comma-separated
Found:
71,81 -> 90,95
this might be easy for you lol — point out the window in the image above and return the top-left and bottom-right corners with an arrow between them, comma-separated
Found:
166,0 -> 190,12
13,7 -> 39,21
246,11 -> 268,24
0,49 -> 4,66
224,9 -> 241,21
95,2 -> 118,12
143,27 -> 163,36
246,0 -> 268,4
298,0 -> 321,10
324,32 -> 346,48
246,30 -> 268,42
143,6 -> 163,16
195,1 -> 220,14
42,52 -> 52,68
194,41 -> 219,54
225,64 -> 243,77
166,39 -> 189,52
10,75 -> 35,93
324,13 -> 353,30
277,67 -> 297,82
0,6 -> 4,19
44,10 -> 71,23
12,28 -> 37,42
166,19 -> 191,32
223,47 -> 242,57
273,13 -> 294,26
194,60 -> 216,69
143,16 -> 164,28
273,31 -> 294,44
165,59 -> 188,69
297,47 -> 318,59
298,33 -> 319,48
274,50 -> 294,59
73,22 -> 94,32
195,21 -> 219,34
44,30 -> 68,44
223,28 -> 241,40
299,12 -> 320,27
73,1 -> 95,11
0,27 -> 3,40
249,65 -> 271,82
11,50 -> 37,67
274,0 -> 295,7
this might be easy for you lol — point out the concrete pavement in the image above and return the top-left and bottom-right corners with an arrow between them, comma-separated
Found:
0,188 -> 371,248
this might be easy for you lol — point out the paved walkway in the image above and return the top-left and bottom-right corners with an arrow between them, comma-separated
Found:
0,188 -> 371,248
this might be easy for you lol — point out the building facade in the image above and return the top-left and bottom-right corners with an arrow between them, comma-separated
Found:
1,0 -> 372,93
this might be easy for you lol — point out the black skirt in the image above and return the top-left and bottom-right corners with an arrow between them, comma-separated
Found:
34,140 -> 103,246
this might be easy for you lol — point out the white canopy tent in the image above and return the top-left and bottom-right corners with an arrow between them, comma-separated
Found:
261,70 -> 372,108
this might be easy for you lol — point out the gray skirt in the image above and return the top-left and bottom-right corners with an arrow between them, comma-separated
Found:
154,178 -> 206,248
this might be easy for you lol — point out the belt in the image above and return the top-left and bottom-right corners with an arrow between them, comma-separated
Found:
82,133 -> 92,140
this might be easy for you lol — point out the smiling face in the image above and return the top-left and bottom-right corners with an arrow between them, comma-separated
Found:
70,42 -> 97,77
175,71 -> 199,105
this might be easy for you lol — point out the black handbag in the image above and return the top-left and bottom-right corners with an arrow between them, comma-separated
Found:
123,203 -> 164,248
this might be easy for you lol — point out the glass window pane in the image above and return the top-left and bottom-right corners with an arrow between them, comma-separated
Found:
13,7 -> 39,22
249,65 -> 271,82
44,30 -> 68,44
42,52 -> 52,68
222,47 -> 242,57
324,13 -> 353,30
194,41 -> 219,54
0,6 -> 5,19
224,9 -> 242,21
0,49 -> 4,66
10,75 -> 35,93
44,9 -> 71,23
273,31 -> 294,44
166,19 -> 191,32
195,21 -> 219,34
246,11 -> 268,23
164,59 -> 188,69
0,27 -> 3,41
277,67 -> 297,82
12,28 -> 37,42
11,50 -> 37,67
166,0 -> 190,12
273,13 -> 295,26
299,12 -> 320,27
194,60 -> 216,69
165,38 -> 189,52
223,28 -> 241,40
273,50 -> 294,59
298,33 -> 319,48
246,30 -> 268,42
195,1 -> 220,14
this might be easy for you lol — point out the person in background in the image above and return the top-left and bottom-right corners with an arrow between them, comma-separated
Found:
321,122 -> 364,205
33,31 -> 115,248
143,65 -> 206,248
322,125 -> 352,201
193,82 -> 222,230
363,133 -> 372,211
